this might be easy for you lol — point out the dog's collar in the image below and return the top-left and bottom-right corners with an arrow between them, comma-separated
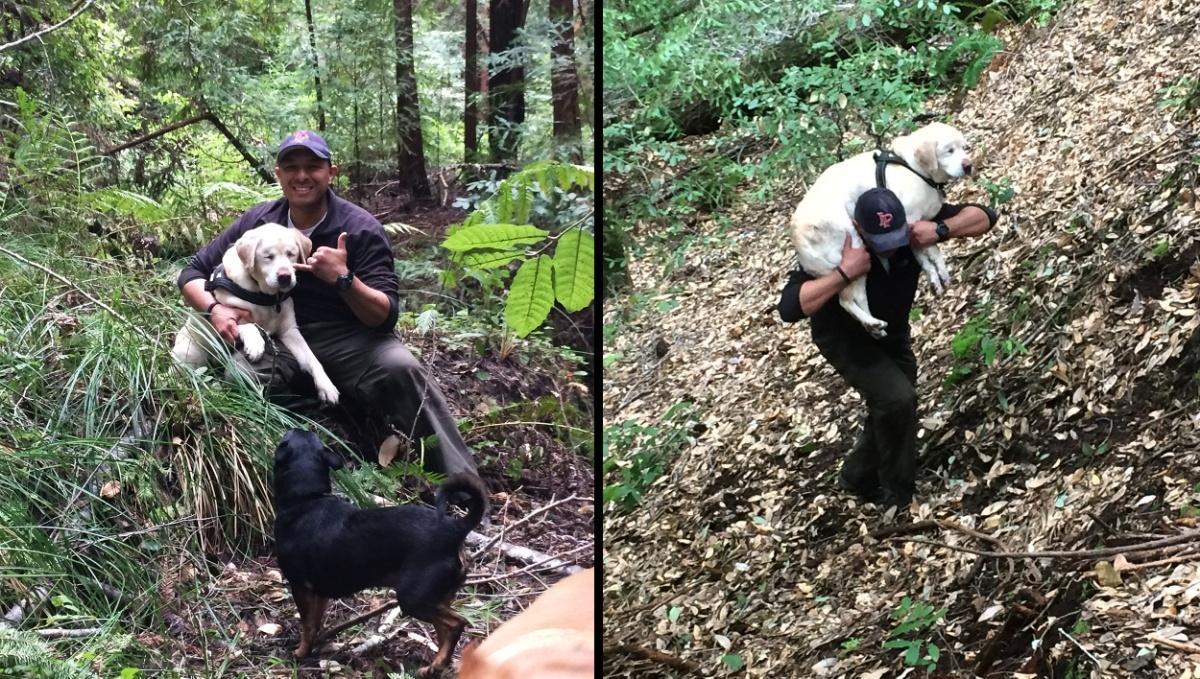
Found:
874,149 -> 946,196
205,264 -> 291,312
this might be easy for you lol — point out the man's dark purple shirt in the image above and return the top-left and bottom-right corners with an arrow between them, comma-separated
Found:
178,189 -> 399,330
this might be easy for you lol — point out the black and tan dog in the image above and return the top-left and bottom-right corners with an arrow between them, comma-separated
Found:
272,429 -> 487,675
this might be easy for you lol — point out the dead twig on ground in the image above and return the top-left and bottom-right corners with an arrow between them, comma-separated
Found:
466,544 -> 591,586
869,518 -> 1007,550
470,494 -> 588,559
604,642 -> 703,675
1149,634 -> 1200,655
316,602 -> 399,643
888,528 -> 1200,559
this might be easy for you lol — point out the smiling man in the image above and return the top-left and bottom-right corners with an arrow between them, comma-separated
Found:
177,130 -> 480,479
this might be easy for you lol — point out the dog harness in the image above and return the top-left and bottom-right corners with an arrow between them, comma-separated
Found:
874,149 -> 946,196
205,263 -> 291,312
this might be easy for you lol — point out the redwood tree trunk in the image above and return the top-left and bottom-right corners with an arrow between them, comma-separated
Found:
304,0 -> 327,132
393,0 -> 431,199
487,0 -> 527,162
549,0 -> 580,161
464,0 -> 479,162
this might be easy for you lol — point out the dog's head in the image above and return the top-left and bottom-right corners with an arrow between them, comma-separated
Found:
899,122 -> 974,184
230,223 -> 313,294
272,428 -> 344,504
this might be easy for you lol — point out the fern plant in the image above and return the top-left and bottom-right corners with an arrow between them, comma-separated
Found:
442,161 -> 595,337
0,626 -> 92,678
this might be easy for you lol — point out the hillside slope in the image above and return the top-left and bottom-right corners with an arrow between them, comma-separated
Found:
604,0 -> 1200,676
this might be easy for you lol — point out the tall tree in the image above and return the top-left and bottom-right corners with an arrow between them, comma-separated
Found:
304,0 -> 327,131
464,0 -> 479,161
488,0 -> 528,162
549,0 -> 580,161
393,0 -> 431,200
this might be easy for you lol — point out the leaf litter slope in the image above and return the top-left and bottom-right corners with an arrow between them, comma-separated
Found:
603,0 -> 1200,675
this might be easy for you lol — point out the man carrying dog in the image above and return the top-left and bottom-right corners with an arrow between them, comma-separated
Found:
178,130 -> 478,478
778,188 -> 997,506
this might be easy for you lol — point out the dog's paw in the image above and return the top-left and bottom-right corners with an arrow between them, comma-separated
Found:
316,380 -> 340,405
241,334 -> 266,361
293,643 -> 310,658
864,319 -> 888,339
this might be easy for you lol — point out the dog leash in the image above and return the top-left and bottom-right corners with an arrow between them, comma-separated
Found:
874,149 -> 946,196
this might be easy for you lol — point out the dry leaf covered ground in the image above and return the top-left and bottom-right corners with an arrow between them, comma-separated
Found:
604,0 -> 1200,676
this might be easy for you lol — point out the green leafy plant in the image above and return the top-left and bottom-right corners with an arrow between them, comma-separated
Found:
946,306 -> 1027,385
602,402 -> 696,512
443,161 -> 595,337
977,175 -> 1016,208
883,596 -> 945,672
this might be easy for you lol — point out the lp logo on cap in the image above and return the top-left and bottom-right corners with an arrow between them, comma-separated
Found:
293,130 -> 310,141
877,212 -> 894,229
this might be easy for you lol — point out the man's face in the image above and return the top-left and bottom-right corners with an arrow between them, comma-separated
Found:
275,149 -> 338,210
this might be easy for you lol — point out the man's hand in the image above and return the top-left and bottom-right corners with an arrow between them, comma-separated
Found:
909,220 -> 940,248
839,234 -> 871,280
210,304 -> 252,344
295,232 -> 350,285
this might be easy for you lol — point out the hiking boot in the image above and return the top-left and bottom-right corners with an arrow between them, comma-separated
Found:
876,484 -> 914,508
836,470 -> 883,503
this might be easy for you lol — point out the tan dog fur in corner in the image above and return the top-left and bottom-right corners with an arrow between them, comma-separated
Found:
458,568 -> 594,679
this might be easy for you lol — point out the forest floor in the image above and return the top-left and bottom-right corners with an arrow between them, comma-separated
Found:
604,0 -> 1200,676
145,201 -> 596,677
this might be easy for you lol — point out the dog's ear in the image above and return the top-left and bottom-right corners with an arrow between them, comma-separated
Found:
321,446 -> 344,470
915,140 -> 939,175
235,232 -> 259,271
294,231 -> 312,262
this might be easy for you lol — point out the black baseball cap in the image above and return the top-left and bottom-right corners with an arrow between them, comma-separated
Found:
853,187 -> 909,252
276,130 -> 331,162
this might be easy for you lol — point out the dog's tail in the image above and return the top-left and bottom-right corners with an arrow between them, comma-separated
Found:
436,473 -> 489,537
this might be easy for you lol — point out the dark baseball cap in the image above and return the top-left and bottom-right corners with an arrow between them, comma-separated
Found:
276,130 -> 331,162
853,187 -> 909,252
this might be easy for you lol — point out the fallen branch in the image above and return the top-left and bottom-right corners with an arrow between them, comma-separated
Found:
466,544 -> 591,586
464,530 -> 585,576
1118,549 -> 1200,572
35,627 -> 102,639
1149,634 -> 1200,655
1059,628 -> 1106,667
470,494 -> 587,559
604,642 -> 702,675
0,0 -> 96,53
317,601 -> 399,642
870,519 -> 1006,550
888,529 -> 1200,559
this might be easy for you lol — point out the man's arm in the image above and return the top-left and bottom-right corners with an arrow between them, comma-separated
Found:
779,235 -> 870,322
298,231 -> 398,329
909,204 -> 998,247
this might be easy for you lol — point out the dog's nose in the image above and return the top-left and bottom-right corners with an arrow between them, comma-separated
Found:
963,162 -> 974,175
277,272 -> 293,287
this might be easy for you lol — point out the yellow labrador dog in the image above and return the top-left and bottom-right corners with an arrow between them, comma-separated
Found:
789,122 -> 973,338
172,223 -> 340,404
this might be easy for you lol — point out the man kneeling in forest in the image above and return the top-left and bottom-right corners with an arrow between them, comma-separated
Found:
177,130 -> 479,479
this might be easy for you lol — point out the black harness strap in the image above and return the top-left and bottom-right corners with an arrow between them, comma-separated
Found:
874,149 -> 946,195
204,263 -> 290,312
